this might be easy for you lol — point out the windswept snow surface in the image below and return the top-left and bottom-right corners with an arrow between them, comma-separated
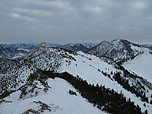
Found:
59,51 -> 152,113
0,78 -> 106,114
123,52 -> 152,83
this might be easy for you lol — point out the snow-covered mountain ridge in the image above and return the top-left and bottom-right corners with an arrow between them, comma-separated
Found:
0,42 -> 152,114
88,39 -> 151,64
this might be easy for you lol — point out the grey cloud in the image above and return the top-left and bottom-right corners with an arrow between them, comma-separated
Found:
0,0 -> 152,44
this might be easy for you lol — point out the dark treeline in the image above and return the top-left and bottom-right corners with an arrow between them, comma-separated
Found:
109,63 -> 149,103
32,69 -> 143,114
113,72 -> 148,103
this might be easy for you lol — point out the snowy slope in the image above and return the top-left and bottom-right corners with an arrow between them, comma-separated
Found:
59,51 -> 152,113
123,52 -> 152,83
0,78 -> 106,114
0,42 -> 152,113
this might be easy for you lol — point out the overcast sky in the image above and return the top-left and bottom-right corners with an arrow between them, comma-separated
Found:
0,0 -> 152,44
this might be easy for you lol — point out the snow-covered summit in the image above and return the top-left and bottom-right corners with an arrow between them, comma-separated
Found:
88,39 -> 150,64
37,42 -> 49,49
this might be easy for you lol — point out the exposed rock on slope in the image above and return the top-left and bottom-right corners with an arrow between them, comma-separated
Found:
0,42 -> 152,114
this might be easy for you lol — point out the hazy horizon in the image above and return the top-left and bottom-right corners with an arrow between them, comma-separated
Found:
0,39 -> 151,45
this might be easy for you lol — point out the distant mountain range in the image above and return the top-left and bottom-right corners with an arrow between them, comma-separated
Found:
0,43 -> 96,59
0,44 -> 31,59
59,43 -> 89,52
0,40 -> 152,114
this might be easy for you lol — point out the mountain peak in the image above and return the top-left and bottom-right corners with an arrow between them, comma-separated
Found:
111,39 -> 131,44
98,39 -> 131,46
88,39 -> 147,63
38,42 -> 49,49
100,40 -> 111,44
